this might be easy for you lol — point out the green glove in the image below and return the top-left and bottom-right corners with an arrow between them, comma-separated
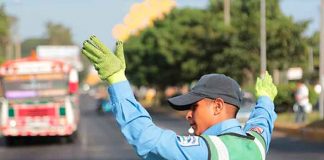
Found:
82,35 -> 126,85
255,71 -> 277,101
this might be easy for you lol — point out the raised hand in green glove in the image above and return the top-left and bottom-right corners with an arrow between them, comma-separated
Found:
82,35 -> 126,85
255,71 -> 277,101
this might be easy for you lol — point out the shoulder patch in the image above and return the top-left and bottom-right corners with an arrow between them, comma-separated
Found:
250,127 -> 264,134
177,136 -> 200,147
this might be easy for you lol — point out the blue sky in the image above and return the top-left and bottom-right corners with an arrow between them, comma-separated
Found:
3,0 -> 321,49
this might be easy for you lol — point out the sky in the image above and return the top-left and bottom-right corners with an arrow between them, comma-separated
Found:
2,0 -> 322,49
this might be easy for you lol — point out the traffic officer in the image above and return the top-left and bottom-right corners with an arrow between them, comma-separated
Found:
82,35 -> 277,160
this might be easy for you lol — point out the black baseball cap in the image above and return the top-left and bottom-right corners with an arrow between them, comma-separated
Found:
167,74 -> 243,110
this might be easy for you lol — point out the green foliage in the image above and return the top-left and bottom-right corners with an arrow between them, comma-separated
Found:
0,6 -> 11,63
308,85 -> 318,106
46,22 -> 73,45
274,83 -> 319,113
21,38 -> 47,57
124,0 -> 312,91
0,7 -> 9,40
274,83 -> 295,112
125,8 -> 211,88
0,54 -> 4,64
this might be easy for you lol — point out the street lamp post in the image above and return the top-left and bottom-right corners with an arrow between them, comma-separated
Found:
309,47 -> 314,73
319,0 -> 324,120
224,0 -> 230,26
260,0 -> 266,76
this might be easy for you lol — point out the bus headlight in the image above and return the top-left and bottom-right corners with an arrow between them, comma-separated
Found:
9,120 -> 16,127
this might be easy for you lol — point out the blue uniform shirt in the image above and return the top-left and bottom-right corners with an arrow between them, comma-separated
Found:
108,81 -> 277,160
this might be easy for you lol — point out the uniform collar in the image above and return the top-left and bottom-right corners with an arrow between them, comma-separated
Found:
202,119 -> 244,135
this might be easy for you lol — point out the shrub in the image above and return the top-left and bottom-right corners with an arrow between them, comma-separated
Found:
274,83 -> 296,113
274,83 -> 318,113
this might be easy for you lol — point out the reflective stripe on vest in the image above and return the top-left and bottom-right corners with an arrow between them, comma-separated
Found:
247,131 -> 266,160
202,132 -> 266,160
210,136 -> 229,160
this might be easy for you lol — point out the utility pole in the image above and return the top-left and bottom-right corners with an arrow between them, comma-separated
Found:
5,42 -> 13,60
14,40 -> 21,59
13,21 -> 21,59
9,16 -> 20,59
260,0 -> 266,76
309,47 -> 314,73
224,0 -> 230,26
320,0 -> 324,120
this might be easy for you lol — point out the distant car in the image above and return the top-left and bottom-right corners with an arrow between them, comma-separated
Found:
96,98 -> 112,114
237,92 -> 255,127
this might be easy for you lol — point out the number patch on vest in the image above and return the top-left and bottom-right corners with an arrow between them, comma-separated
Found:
250,127 -> 264,134
177,136 -> 200,147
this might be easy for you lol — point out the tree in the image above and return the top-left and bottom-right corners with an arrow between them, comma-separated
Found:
46,22 -> 73,45
264,0 -> 309,71
21,38 -> 47,57
0,5 -> 11,63
125,8 -> 210,89
124,0 -> 312,89
209,0 -> 310,84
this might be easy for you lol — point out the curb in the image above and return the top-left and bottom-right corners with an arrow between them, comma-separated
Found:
275,122 -> 324,142
301,128 -> 324,141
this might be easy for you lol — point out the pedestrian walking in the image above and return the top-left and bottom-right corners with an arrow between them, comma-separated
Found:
293,82 -> 311,123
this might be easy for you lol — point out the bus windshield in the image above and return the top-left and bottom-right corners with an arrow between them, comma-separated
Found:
2,73 -> 68,100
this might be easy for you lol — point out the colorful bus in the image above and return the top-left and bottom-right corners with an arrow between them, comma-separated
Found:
0,55 -> 79,144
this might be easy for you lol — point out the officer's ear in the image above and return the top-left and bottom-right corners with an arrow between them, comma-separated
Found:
212,98 -> 224,115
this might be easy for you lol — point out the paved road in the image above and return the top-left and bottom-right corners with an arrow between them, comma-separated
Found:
0,93 -> 322,160
267,131 -> 324,160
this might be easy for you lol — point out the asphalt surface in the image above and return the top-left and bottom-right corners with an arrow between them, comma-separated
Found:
267,131 -> 324,160
0,93 -> 322,160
